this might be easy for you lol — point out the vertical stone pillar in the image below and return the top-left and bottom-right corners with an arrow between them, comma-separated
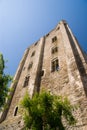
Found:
28,37 -> 45,98
60,21 -> 87,129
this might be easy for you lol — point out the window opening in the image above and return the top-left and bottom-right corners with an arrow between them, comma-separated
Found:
46,33 -> 49,37
52,36 -> 57,43
51,47 -> 58,54
23,75 -> 30,87
57,27 -> 60,30
41,70 -> 44,76
31,51 -> 35,57
34,42 -> 38,46
28,62 -> 33,70
51,59 -> 59,72
14,106 -> 18,116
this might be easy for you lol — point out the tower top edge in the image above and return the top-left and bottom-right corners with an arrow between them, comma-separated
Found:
60,19 -> 67,23
26,20 -> 68,49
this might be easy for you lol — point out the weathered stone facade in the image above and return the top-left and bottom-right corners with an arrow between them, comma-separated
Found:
0,20 -> 87,130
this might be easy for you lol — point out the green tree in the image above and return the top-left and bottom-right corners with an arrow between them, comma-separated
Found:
0,53 -> 12,111
20,92 -> 76,130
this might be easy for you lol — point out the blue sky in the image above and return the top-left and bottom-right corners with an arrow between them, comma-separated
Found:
0,0 -> 87,76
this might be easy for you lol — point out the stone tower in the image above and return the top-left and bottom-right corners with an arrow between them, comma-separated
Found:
0,20 -> 87,130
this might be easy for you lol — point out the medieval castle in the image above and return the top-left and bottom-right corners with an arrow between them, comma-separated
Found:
0,20 -> 87,130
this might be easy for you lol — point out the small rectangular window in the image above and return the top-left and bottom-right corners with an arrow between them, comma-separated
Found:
55,47 -> 58,52
28,62 -> 33,70
41,70 -> 44,76
23,76 -> 30,87
51,59 -> 59,72
46,33 -> 49,37
57,26 -> 60,30
34,42 -> 38,46
51,47 -> 58,54
31,51 -> 35,57
52,36 -> 57,43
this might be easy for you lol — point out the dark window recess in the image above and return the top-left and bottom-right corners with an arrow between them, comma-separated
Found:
51,59 -> 59,72
28,62 -> 33,70
57,27 -> 60,30
46,33 -> 49,37
52,36 -> 57,43
41,70 -> 44,76
64,22 -> 67,26
52,47 -> 58,54
14,106 -> 18,116
31,51 -> 35,57
34,42 -> 38,46
23,76 -> 30,87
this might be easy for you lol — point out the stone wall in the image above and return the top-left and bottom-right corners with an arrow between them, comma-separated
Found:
0,116 -> 24,130
0,20 -> 87,130
40,21 -> 87,129
0,37 -> 45,129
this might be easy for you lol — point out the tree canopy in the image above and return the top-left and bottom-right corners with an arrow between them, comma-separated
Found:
0,53 -> 12,111
20,92 -> 76,130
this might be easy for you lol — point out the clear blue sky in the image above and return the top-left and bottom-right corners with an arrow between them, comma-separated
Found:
0,0 -> 87,76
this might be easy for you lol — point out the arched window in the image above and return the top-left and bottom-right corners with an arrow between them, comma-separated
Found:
14,106 -> 18,116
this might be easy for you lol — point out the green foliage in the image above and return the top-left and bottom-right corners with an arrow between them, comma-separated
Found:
0,53 -> 12,111
20,92 -> 76,130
